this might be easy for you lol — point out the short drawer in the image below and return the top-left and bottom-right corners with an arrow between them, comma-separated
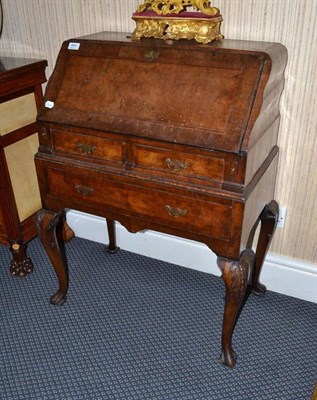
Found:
133,144 -> 225,184
45,167 -> 232,241
51,129 -> 123,164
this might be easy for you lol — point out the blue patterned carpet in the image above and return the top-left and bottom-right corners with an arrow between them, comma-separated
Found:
1,237 -> 316,400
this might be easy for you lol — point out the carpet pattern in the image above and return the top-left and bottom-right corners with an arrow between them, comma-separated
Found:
1,237 -> 316,399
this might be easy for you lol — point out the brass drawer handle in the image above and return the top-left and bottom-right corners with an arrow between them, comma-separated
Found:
165,205 -> 188,218
77,142 -> 96,155
75,184 -> 94,196
165,157 -> 189,172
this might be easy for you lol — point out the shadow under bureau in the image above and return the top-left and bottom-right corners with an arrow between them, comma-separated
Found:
35,32 -> 287,367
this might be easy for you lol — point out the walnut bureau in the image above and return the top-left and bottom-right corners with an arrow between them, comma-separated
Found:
35,32 -> 287,367
0,57 -> 47,276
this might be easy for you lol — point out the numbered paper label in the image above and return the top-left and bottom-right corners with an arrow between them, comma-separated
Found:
68,42 -> 80,50
45,100 -> 55,109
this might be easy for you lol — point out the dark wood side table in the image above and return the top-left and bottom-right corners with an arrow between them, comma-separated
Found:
0,58 -> 47,276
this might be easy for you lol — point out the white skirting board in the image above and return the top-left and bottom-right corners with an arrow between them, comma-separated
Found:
66,210 -> 317,304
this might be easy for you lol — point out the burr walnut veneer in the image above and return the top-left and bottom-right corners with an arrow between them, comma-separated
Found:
35,32 -> 287,367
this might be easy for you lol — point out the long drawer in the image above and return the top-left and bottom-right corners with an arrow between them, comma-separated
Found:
42,163 -> 233,241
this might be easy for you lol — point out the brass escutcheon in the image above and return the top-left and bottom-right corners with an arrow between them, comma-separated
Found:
144,49 -> 160,61
75,184 -> 94,196
230,161 -> 238,176
77,142 -> 96,155
165,204 -> 188,218
165,157 -> 189,172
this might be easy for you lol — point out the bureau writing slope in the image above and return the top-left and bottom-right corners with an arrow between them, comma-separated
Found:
35,32 -> 287,367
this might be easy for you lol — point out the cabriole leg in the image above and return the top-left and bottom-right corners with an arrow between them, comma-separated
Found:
217,250 -> 253,368
252,200 -> 279,295
61,222 -> 75,242
35,209 -> 68,306
105,219 -> 119,254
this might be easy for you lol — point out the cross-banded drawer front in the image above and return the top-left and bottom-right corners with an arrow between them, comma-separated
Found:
133,144 -> 225,185
44,166 -> 232,241
51,129 -> 123,164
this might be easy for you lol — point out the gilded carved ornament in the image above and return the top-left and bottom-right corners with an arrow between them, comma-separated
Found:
132,0 -> 223,44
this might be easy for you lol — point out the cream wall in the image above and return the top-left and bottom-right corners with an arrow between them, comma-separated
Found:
0,0 -> 316,263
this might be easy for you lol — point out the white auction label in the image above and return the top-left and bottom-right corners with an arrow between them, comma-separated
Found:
45,100 -> 55,109
68,42 -> 80,50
